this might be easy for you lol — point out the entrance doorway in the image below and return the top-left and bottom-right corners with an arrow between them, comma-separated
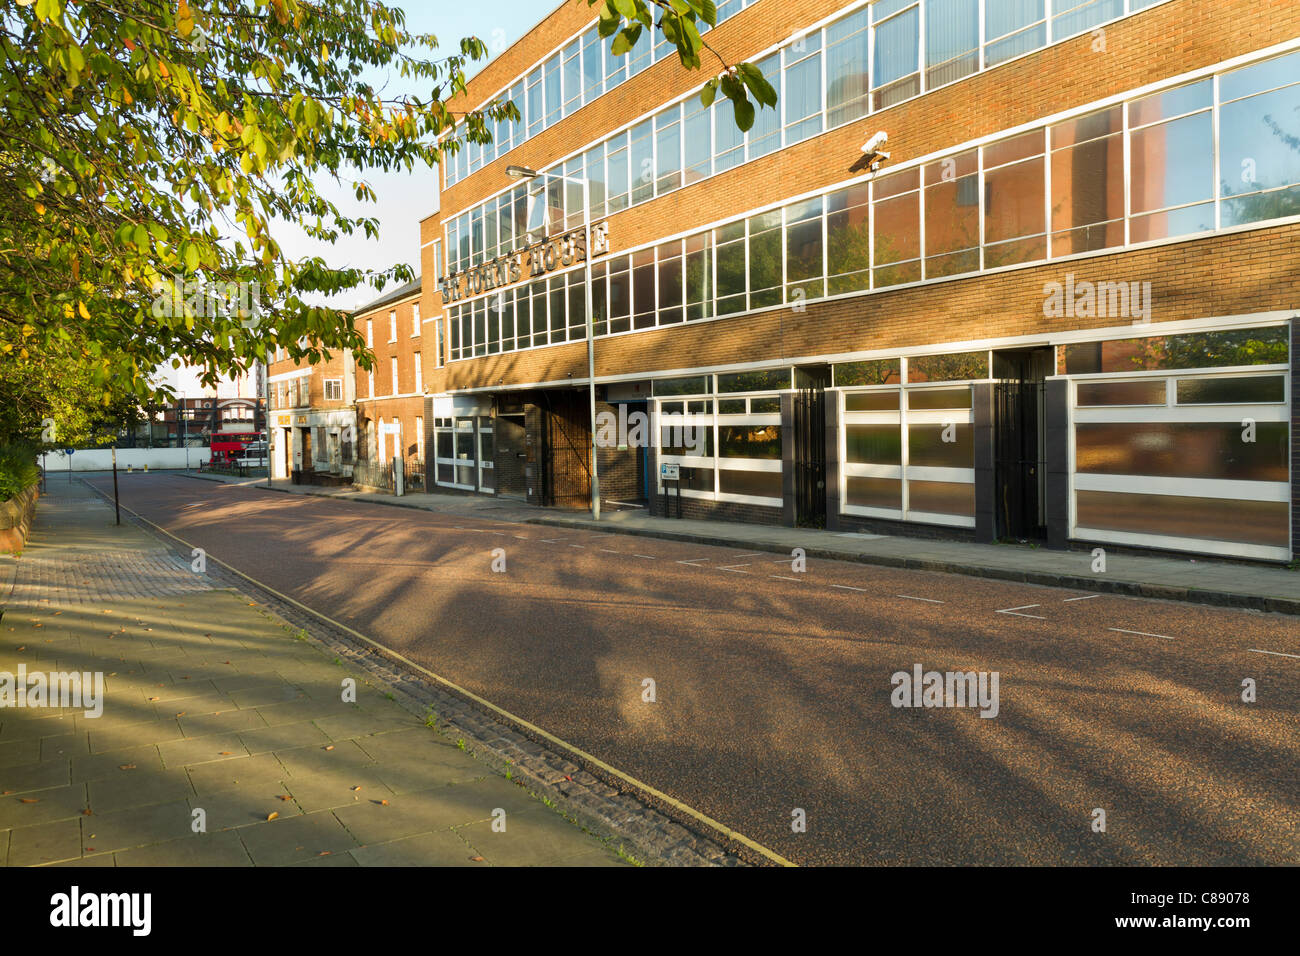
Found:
537,390 -> 591,509
992,348 -> 1053,540
793,365 -> 830,527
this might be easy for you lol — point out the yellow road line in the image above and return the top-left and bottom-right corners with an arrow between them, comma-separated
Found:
85,481 -> 796,867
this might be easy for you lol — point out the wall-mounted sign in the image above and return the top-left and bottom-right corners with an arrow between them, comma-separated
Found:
439,222 -> 610,303
275,414 -> 290,427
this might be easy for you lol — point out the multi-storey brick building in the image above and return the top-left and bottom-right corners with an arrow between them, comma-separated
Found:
353,277 -> 434,487
267,272 -> 444,485
421,0 -> 1300,563
267,338 -> 357,480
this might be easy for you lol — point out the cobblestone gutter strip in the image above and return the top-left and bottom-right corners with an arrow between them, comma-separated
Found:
84,484 -> 753,867
520,517 -> 1300,617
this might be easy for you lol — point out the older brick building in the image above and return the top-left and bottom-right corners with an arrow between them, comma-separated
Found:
416,0 -> 1299,563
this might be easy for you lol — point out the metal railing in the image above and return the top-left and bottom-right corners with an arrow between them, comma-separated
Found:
351,457 -> 425,494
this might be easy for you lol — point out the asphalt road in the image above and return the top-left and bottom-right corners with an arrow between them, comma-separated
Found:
83,474 -> 1300,866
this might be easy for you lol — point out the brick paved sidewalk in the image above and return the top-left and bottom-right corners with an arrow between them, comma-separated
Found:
0,482 -> 625,867
182,469 -> 1300,615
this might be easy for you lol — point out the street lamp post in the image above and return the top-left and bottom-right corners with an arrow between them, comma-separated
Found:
507,164 -> 600,521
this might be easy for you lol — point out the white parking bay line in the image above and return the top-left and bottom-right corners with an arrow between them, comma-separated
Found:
719,567 -> 752,574
897,595 -> 944,604
1063,594 -> 1100,602
771,575 -> 802,581
1108,627 -> 1175,641
996,604 -> 1047,620
633,554 -> 657,560
676,558 -> 712,565
599,548 -> 622,554
831,584 -> 869,592
569,544 -> 585,549
730,552 -> 765,559
541,538 -> 564,543
1248,648 -> 1300,660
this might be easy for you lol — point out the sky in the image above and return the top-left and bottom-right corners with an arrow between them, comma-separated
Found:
277,1 -> 554,311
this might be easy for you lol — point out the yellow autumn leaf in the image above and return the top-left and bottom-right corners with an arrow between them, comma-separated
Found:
78,301 -> 90,320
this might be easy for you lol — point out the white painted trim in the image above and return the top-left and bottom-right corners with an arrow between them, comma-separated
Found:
1074,473 -> 1289,502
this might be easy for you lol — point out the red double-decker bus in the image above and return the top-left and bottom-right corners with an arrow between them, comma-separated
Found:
209,431 -> 265,466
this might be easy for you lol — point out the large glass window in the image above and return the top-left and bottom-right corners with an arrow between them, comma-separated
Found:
872,168 -> 921,287
585,143 -> 606,221
747,55 -> 782,160
873,0 -> 920,110
1050,106 -> 1124,255
714,99 -> 745,172
526,67 -> 543,138
683,99 -> 712,185
715,222 -> 747,315
985,0 -> 1045,66
684,232 -> 712,321
827,183 -> 871,294
784,35 -> 823,145
785,197 -> 825,301
982,131 -> 1046,267
748,211 -> 783,308
1052,0 -> 1124,39
606,131 -> 629,213
632,248 -> 656,329
582,29 -> 603,103
562,39 -> 582,117
630,119 -> 654,205
1129,80 -> 1214,242
543,54 -> 562,128
657,241 -> 684,325
925,0 -> 978,89
826,8 -> 870,127
1218,50 -> 1300,227
655,106 -> 682,195
923,149 -> 979,277
608,256 -> 631,334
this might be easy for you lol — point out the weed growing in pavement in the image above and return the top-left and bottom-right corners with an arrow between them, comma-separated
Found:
615,844 -> 644,867
385,691 -> 394,701
456,737 -> 466,750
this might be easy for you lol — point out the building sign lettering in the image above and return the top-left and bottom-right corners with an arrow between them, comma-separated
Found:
439,222 -> 609,303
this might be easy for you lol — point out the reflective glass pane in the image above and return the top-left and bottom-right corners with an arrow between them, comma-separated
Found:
925,0 -> 978,88
1076,490 -> 1288,548
908,480 -> 974,516
846,425 -> 902,464
1075,380 -> 1166,406
718,369 -> 789,392
908,352 -> 987,382
1175,375 -> 1286,405
1076,422 -> 1288,481
826,8 -> 871,127
1130,112 -> 1213,214
719,425 -> 782,459
719,468 -> 783,499
845,476 -> 902,510
909,424 -> 973,467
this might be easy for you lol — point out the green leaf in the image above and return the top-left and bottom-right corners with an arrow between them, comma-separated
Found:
731,95 -> 755,133
700,77 -> 718,108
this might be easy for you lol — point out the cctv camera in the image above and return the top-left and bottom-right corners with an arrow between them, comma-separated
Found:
862,131 -> 888,154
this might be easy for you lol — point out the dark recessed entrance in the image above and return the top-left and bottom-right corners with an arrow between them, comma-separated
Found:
992,348 -> 1053,541
793,365 -> 830,528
